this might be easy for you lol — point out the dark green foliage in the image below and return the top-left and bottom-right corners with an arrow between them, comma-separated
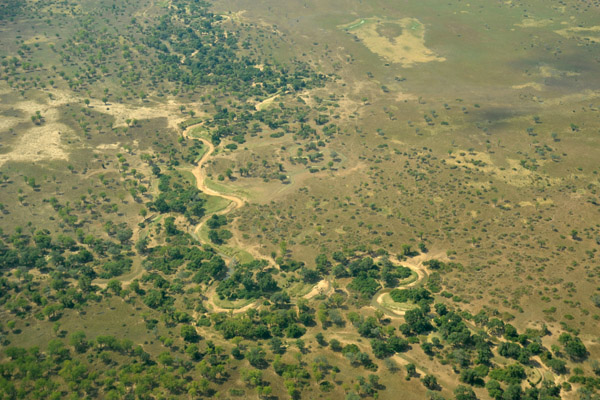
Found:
343,349 -> 375,369
69,331 -> 88,353
389,287 -> 432,304
329,339 -> 342,352
370,339 -> 394,359
191,256 -> 227,283
559,333 -> 588,360
459,368 -> 484,386
453,385 -> 477,400
489,364 -> 526,385
503,384 -> 522,400
150,173 -> 206,220
208,228 -> 233,244
332,264 -> 349,278
405,363 -> 417,379
423,260 -> 461,272
486,380 -> 503,400
315,332 -> 326,346
285,323 -> 306,338
246,347 -> 268,369
527,381 -> 562,400
206,214 -> 227,229
402,308 -> 432,335
436,312 -> 472,348
181,325 -> 200,343
272,356 -> 312,392
544,357 -> 567,374
269,337 -> 286,355
100,257 -> 132,278
212,313 -> 271,340
216,260 -> 277,300
487,318 -> 505,336
435,303 -> 448,316
278,258 -> 305,272
347,257 -> 378,277
498,342 -> 523,359
315,253 -> 331,274
143,244 -> 226,282
371,336 -> 409,359
299,267 -> 321,284
348,275 -> 380,298
164,217 -> 179,236
270,291 -> 291,307
503,324 -> 518,341
143,289 -> 173,309
353,315 -> 381,338
381,258 -> 412,287
427,271 -> 443,293
422,374 -> 439,390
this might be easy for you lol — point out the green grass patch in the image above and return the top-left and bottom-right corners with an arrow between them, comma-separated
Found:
196,223 -> 254,264
342,18 -> 367,31
397,270 -> 419,286
178,169 -> 197,186
374,293 -> 419,316
381,293 -> 418,311
287,281 -> 314,297
193,145 -> 209,163
188,125 -> 211,140
179,118 -> 205,130
204,195 -> 232,215
204,178 -> 251,199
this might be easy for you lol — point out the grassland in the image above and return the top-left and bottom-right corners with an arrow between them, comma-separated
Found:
1,0 -> 600,399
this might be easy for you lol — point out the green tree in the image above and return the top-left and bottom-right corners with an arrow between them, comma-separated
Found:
454,385 -> 477,400
181,325 -> 200,343
158,351 -> 174,367
486,380 -> 503,400
47,339 -> 70,362
559,333 -> 587,359
422,374 -> 438,390
107,279 -> 122,295
405,363 -> 417,379
69,331 -> 88,353
116,226 -> 133,244
247,347 -> 268,368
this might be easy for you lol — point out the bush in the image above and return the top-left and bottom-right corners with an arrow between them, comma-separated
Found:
421,374 -> 438,390
559,333 -> 588,360
389,287 -> 432,303
329,339 -> 342,352
181,325 -> 199,343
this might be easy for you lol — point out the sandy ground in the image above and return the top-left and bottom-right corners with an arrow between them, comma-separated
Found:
371,250 -> 447,317
0,87 -> 191,166
339,17 -> 445,67
303,279 -> 334,299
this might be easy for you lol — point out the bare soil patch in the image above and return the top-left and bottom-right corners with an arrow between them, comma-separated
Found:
339,17 -> 445,67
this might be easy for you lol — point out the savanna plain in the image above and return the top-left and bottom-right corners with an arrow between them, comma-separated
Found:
0,0 -> 600,399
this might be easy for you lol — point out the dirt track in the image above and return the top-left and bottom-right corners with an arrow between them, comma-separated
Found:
93,123 -> 317,311
370,251 -> 447,317
182,127 -> 245,213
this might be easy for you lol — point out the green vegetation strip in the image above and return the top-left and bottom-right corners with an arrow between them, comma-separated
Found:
196,223 -> 254,265
344,19 -> 366,30
211,296 -> 255,310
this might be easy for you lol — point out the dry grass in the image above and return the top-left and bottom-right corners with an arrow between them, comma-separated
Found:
339,17 -> 445,67
555,25 -> 600,42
